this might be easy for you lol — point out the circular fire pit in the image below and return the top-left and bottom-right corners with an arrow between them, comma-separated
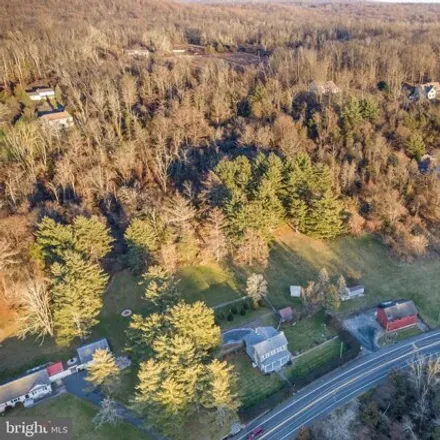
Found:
121,309 -> 133,318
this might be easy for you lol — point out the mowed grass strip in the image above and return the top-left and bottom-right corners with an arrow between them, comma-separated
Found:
287,338 -> 344,382
228,353 -> 285,409
11,394 -> 147,440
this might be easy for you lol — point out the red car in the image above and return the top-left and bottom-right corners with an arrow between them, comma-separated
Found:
247,426 -> 264,439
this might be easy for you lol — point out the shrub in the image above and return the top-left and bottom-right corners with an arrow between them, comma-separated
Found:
243,301 -> 250,310
227,313 -> 234,322
231,306 -> 238,315
239,308 -> 246,316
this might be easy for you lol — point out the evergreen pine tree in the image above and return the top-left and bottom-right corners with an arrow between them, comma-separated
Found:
325,285 -> 341,311
86,348 -> 120,392
305,189 -> 344,239
51,251 -> 108,345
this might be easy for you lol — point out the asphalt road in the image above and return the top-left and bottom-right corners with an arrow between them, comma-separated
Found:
233,329 -> 440,440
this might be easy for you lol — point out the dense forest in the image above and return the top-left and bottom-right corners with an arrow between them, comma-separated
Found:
3,0 -> 440,436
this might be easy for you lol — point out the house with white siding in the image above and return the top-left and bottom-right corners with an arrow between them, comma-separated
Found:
244,327 -> 291,374
0,369 -> 52,413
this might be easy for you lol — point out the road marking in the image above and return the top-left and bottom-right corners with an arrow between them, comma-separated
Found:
255,339 -> 440,440
234,330 -> 440,440
276,372 -> 391,440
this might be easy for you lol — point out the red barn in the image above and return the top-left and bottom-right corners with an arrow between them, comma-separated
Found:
376,300 -> 418,332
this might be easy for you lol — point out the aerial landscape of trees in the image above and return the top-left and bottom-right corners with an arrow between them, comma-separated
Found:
3,0 -> 440,436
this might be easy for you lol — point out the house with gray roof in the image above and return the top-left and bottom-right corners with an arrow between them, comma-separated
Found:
0,369 -> 52,413
77,338 -> 110,369
244,327 -> 291,374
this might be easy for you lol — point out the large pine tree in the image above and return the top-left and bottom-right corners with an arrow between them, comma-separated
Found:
305,190 -> 344,239
51,251 -> 108,345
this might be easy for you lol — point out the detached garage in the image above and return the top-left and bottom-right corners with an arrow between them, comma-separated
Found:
377,300 -> 418,332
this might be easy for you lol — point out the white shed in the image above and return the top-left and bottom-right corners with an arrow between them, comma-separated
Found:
290,285 -> 302,297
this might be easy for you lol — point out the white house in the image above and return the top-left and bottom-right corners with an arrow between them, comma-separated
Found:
28,88 -> 56,101
39,111 -> 74,130
244,327 -> 291,374
0,369 -> 52,413
411,82 -> 440,101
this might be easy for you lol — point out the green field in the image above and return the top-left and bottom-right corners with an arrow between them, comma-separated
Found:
10,394 -> 146,440
266,227 -> 440,327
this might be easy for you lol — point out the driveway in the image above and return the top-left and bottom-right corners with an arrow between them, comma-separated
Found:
343,308 -> 384,351
63,372 -> 164,440
222,328 -> 253,345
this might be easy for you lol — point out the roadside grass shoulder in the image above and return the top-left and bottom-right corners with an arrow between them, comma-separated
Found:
11,393 -> 146,440
378,326 -> 423,347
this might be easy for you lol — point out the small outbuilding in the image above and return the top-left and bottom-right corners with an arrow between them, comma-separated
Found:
278,306 -> 294,322
376,300 -> 418,332
341,285 -> 365,301
290,285 -> 302,298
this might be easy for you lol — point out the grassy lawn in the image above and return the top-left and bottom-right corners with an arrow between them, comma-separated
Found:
281,309 -> 336,354
179,263 -> 243,306
286,338 -> 345,383
227,352 -> 285,409
266,226 -> 440,327
378,326 -> 423,347
10,394 -> 146,440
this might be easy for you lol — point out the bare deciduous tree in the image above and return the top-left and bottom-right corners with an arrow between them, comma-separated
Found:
17,277 -> 54,341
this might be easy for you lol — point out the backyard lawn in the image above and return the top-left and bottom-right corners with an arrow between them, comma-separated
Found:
281,309 -> 336,354
10,394 -> 146,440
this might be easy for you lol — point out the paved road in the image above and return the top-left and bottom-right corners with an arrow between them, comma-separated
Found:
232,329 -> 440,440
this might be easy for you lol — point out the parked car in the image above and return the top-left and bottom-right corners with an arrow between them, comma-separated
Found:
247,426 -> 264,439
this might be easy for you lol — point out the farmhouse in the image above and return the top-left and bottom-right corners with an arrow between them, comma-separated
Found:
341,285 -> 365,302
309,80 -> 341,95
0,369 -> 52,413
77,338 -> 110,369
244,327 -> 291,373
376,300 -> 418,332
39,111 -> 74,130
27,88 -> 56,101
